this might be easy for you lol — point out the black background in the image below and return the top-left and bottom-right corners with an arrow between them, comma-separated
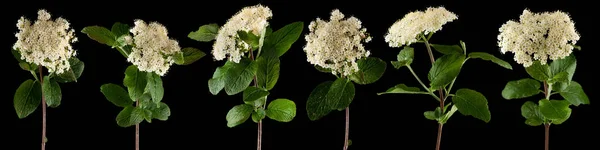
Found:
2,0 -> 596,150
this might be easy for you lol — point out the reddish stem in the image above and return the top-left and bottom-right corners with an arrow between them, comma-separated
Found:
39,66 -> 46,150
343,107 -> 350,150
136,101 -> 140,150
249,48 -> 262,150
545,123 -> 550,150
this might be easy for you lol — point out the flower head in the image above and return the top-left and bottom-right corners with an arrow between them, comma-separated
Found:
384,6 -> 457,47
212,4 -> 272,63
13,9 -> 78,74
498,9 -> 580,67
128,19 -> 181,76
304,9 -> 371,76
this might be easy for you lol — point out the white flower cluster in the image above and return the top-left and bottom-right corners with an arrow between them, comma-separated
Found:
13,9 -> 78,74
128,20 -> 181,76
384,7 -> 458,47
304,9 -> 372,76
212,4 -> 272,63
498,9 -> 580,67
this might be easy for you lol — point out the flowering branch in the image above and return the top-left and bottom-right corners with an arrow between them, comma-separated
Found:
499,9 -> 589,150
12,9 -> 85,150
304,9 -> 386,150
379,6 -> 511,150
195,4 -> 302,150
83,19 -> 204,150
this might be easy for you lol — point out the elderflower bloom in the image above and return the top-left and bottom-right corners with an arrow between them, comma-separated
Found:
384,6 -> 457,47
304,9 -> 372,76
13,9 -> 78,74
498,9 -> 580,67
212,4 -> 272,63
128,19 -> 181,76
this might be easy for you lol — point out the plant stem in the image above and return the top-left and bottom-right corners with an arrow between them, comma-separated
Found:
544,82 -> 552,100
435,123 -> 443,150
407,65 -> 440,101
545,123 -> 550,150
422,35 -> 445,150
543,81 -> 551,150
422,35 -> 436,65
250,48 -> 263,150
136,100 -> 139,150
343,107 -> 350,150
407,66 -> 430,93
39,66 -> 46,150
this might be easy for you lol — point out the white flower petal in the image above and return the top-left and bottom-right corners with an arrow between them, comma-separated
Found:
13,9 -> 77,74
304,9 -> 371,76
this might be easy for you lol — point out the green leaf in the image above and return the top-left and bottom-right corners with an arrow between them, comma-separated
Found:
17,58 -> 37,71
224,58 -> 258,95
314,65 -> 332,73
252,108 -> 266,123
573,45 -> 581,50
256,56 -> 280,90
176,47 -> 206,65
551,109 -> 571,125
559,81 -> 589,106
207,62 -> 233,95
19,62 -> 32,71
378,84 -> 428,95
424,111 -> 438,120
424,107 -> 443,121
237,30 -> 260,48
539,99 -> 571,121
145,73 -> 164,103
262,22 -> 304,57
138,93 -> 154,109
142,108 -> 153,123
115,35 -> 131,48
550,55 -> 576,91
326,78 -> 355,110
172,51 -> 185,65
266,99 -> 296,122
459,40 -> 467,52
501,78 -> 541,99
550,55 -> 576,81
349,57 -> 387,85
188,23 -> 219,42
116,106 -> 134,127
265,27 -> 273,37
116,106 -> 144,127
243,86 -> 269,107
111,22 -> 130,37
468,52 -> 512,70
123,65 -> 147,101
391,46 -> 414,69
428,54 -> 465,89
525,61 -> 551,81
521,101 -> 544,126
425,108 -> 442,121
226,104 -> 253,128
100,83 -> 133,107
12,49 -> 24,62
439,105 -> 458,124
42,76 -> 62,108
431,44 -> 463,55
452,89 -> 491,122
547,72 -> 569,84
306,81 -> 334,121
81,26 -> 117,46
55,57 -> 85,83
14,79 -> 42,119
152,102 -> 171,121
